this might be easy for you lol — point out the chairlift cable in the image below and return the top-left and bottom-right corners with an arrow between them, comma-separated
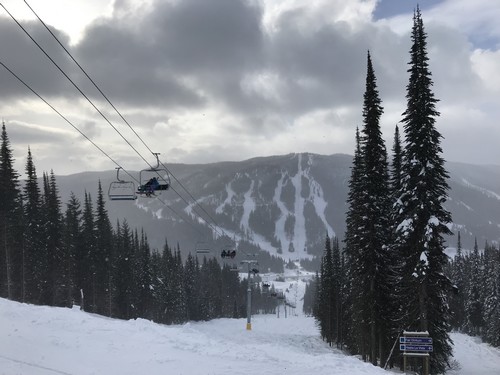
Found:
23,0 -> 157,158
0,60 -> 134,181
0,60 -> 206,238
0,2 -> 155,171
23,0 -> 225,237
3,2 -> 227,240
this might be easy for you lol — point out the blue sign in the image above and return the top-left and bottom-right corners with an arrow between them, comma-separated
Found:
400,344 -> 433,352
400,337 -> 433,344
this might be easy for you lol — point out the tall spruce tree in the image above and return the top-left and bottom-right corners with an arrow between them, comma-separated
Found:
393,7 -> 453,373
114,220 -> 134,319
63,192 -> 82,307
343,127 -> 365,355
78,192 -> 96,310
23,148 -> 45,304
42,171 -> 65,306
449,232 -> 466,330
0,122 -> 23,300
482,242 -> 500,346
317,235 -> 334,345
356,51 -> 392,366
94,181 -> 114,315
390,125 -> 402,195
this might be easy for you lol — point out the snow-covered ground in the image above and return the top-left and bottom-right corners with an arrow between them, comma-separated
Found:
2,298 -> 500,375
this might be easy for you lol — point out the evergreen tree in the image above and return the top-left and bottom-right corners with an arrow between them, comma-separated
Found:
42,171 -> 65,306
392,7 -> 453,373
23,148 -> 45,304
0,122 -> 23,300
184,253 -> 202,321
63,192 -> 81,307
390,125 -> 402,195
134,230 -> 153,319
317,235 -> 334,345
357,51 -> 392,366
449,232 -> 466,330
113,220 -> 134,319
465,238 -> 483,335
94,181 -> 114,315
343,127 -> 365,354
482,243 -> 500,346
78,192 -> 96,311
303,276 -> 316,316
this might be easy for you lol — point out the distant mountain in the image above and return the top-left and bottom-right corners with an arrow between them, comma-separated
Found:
54,153 -> 500,265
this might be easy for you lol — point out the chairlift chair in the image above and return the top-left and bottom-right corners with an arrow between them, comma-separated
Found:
221,249 -> 237,259
230,264 -> 240,272
195,241 -> 211,255
108,167 -> 137,201
137,153 -> 171,197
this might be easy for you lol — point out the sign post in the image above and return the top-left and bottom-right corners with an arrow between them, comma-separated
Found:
400,331 -> 432,375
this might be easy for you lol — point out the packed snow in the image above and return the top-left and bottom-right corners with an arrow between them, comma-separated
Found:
1,298 -> 391,375
2,297 -> 500,375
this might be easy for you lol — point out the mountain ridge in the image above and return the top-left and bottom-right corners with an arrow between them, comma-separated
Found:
51,153 -> 500,264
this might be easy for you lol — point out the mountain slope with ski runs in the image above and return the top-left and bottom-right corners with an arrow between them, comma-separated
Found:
54,153 -> 500,259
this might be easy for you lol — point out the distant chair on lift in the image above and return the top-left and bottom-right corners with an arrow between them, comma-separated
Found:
108,167 -> 137,201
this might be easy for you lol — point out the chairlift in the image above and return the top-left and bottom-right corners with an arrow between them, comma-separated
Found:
262,282 -> 271,289
229,264 -> 240,272
137,153 -> 171,197
221,249 -> 236,259
108,167 -> 137,201
195,241 -> 211,255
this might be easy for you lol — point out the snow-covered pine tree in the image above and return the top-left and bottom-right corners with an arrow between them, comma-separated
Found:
465,238 -> 484,335
448,232 -> 466,330
356,51 -> 392,366
343,127 -> 365,355
390,125 -> 402,195
482,242 -> 500,346
392,7 -> 453,373
317,235 -> 334,345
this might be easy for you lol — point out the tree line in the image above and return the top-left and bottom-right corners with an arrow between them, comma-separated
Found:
445,233 -> 500,347
305,8 -> 463,374
0,123 -> 277,324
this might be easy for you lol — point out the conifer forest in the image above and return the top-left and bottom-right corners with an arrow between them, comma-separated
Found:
303,8 -> 500,375
0,123 -> 278,323
1,7 -> 499,375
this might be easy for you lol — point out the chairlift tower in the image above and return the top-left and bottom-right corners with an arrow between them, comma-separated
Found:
241,259 -> 258,331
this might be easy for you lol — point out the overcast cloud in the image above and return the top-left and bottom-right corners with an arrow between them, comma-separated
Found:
0,0 -> 498,175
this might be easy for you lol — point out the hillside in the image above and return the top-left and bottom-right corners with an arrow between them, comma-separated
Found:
52,153 -> 500,261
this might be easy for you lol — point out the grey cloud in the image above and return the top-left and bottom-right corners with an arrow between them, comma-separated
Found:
0,19 -> 80,101
73,0 -> 264,109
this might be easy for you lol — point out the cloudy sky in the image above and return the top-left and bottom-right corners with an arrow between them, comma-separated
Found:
0,0 -> 499,176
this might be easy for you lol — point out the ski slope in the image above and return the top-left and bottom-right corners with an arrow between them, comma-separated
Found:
1,298 -> 499,375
